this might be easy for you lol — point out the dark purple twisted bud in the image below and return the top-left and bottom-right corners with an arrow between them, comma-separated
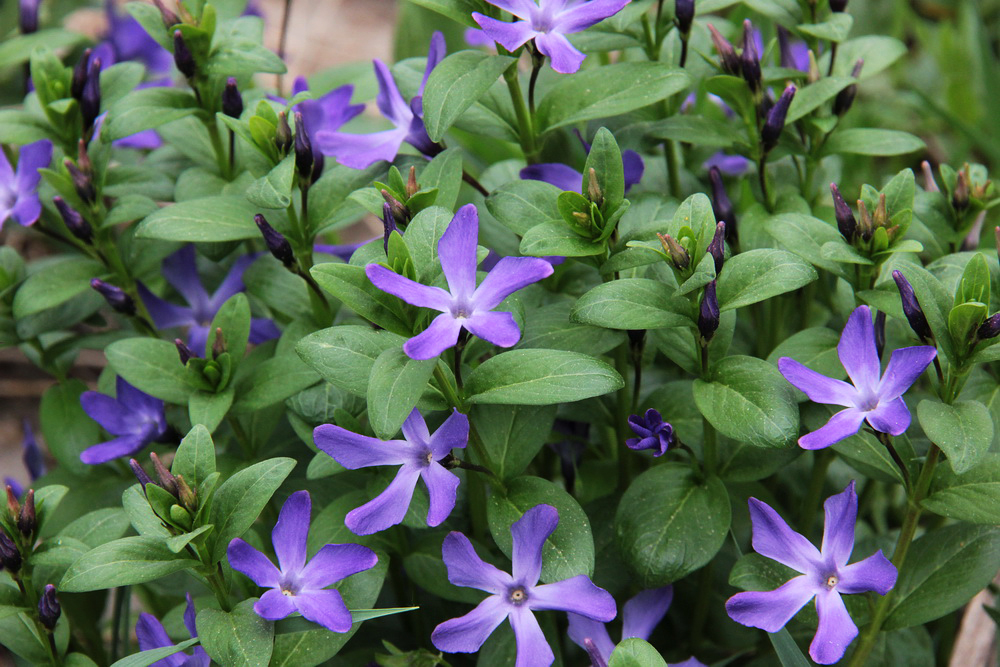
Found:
708,24 -> 740,75
675,0 -> 694,35
175,338 -> 196,364
254,214 -> 295,267
38,585 -> 60,630
761,85 -> 796,153
874,310 -> 887,358
740,20 -> 761,94
173,30 -> 196,78
953,170 -> 970,212
381,189 -> 409,226
129,458 -> 154,490
658,233 -> 690,270
977,313 -> 1000,341
0,530 -> 21,573
19,0 -> 39,34
149,452 -> 178,497
152,0 -> 181,28
708,221 -> 726,274
81,58 -> 102,134
222,77 -> 243,118
830,183 -> 856,241
275,111 -> 292,153
71,49 -> 92,101
709,167 -> 736,239
17,488 -> 35,535
892,270 -> 933,341
382,202 -> 398,255
175,474 -> 197,512
830,0 -> 848,11
311,152 -> 325,184
91,279 -> 136,316
6,485 -> 20,519
65,160 -> 96,205
293,111 -> 314,180
698,281 -> 720,341
54,197 -> 93,244
833,59 -> 864,116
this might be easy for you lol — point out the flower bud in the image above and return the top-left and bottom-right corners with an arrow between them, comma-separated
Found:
675,0 -> 695,35
19,0 -> 39,34
0,530 -> 21,573
275,111 -> 292,153
293,112 -> 314,181
830,183 -> 856,241
173,30 -> 196,78
709,167 -> 736,238
382,202 -> 398,255
922,161 -> 939,193
698,280 -> 720,341
381,189 -> 409,226
152,0 -> 181,28
892,270 -> 933,341
65,160 -> 96,205
6,486 -> 20,520
222,77 -> 243,118
807,50 -> 821,85
311,151 -> 325,184
38,585 -> 60,631
761,85 -> 796,154
586,168 -> 603,209
740,20 -> 762,94
708,24 -> 741,75
977,313 -> 1000,341
254,214 -> 295,267
54,197 -> 93,244
873,192 -> 888,228
830,0 -> 848,11
91,279 -> 136,315
17,488 -> 35,536
875,310 -> 887,358
211,327 -> 226,359
129,458 -> 154,490
175,474 -> 197,512
71,49 -> 92,102
405,166 -> 419,199
175,338 -> 196,365
857,199 -> 874,241
833,59 -> 864,116
953,169 -> 970,212
708,221 -> 726,274
150,452 -> 178,497
657,233 -> 690,270
81,58 -> 102,135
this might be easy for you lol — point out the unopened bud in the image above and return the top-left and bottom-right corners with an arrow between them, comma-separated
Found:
875,310 -> 887,358
857,200 -> 873,240
833,59 -> 863,116
129,458 -> 154,490
873,193 -> 888,228
6,486 -> 20,519
254,214 -> 295,267
406,166 -> 419,199
977,313 -> 1000,341
708,221 -> 726,274
222,77 -> 243,118
65,161 -> 96,205
709,167 -> 736,238
761,85 -> 796,153
54,197 -> 93,244
0,530 -> 21,573
293,112 -> 314,181
175,339 -> 196,365
381,189 -> 409,226
152,0 -> 180,28
81,58 -> 102,134
583,637 -> 609,667
807,50 -> 821,84
698,281 -> 720,341
150,452 -> 178,497
830,184 -> 856,241
17,488 -> 35,536
275,111 -> 292,153
892,270 -> 933,341
675,0 -> 694,35
91,279 -> 136,315
19,0 -> 40,33
71,49 -> 92,101
953,169 -> 970,212
922,161 -> 939,193
173,30 -> 196,78
587,168 -> 603,208
311,151 -> 325,184
211,327 -> 226,359
830,0 -> 848,11
382,202 -> 398,255
176,474 -> 197,512
38,585 -> 60,630
708,24 -> 741,75
77,139 -> 93,174
658,233 -> 690,270
740,20 -> 762,94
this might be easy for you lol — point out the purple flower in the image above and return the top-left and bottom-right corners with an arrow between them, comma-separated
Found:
3,420 -> 45,499
777,26 -> 810,72
135,593 -> 209,667
725,481 -> 897,665
313,409 -> 469,535
271,77 -> 364,145
99,0 -> 174,75
431,504 -> 617,666
520,129 -> 644,193
315,33 -> 445,169
625,409 -> 673,457
138,245 -> 280,354
79,377 -> 168,465
778,305 -> 936,450
702,152 -> 750,176
0,140 -> 52,230
366,204 -> 554,360
472,0 -> 630,74
465,27 -> 496,48
227,491 -> 378,632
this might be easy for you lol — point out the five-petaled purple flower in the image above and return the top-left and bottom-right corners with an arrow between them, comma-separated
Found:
431,504 -> 617,667
725,481 -> 898,665
366,204 -> 554,360
625,409 -> 673,457
473,0 -> 630,74
521,129 -> 644,193
138,245 -> 280,354
271,76 -> 364,145
227,490 -> 378,632
80,376 -> 168,465
0,139 -> 52,230
778,305 -> 936,450
135,592 -> 209,667
315,33 -> 444,168
313,409 -> 469,535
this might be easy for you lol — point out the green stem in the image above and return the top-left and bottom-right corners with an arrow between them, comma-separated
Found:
501,61 -> 540,163
206,566 -> 233,612
665,141 -> 681,199
689,561 -> 715,651
699,339 -> 717,476
798,449 -> 834,532
528,50 -> 544,118
227,415 -> 253,458
758,155 -> 773,211
109,585 -> 130,663
206,119 -> 230,180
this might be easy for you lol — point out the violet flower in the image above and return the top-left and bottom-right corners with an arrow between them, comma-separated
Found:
79,376 -> 168,465
778,305 -> 936,450
135,593 -> 209,667
0,140 -> 52,230
138,245 -> 280,354
97,0 -> 174,76
625,409 -> 673,457
702,152 -> 750,176
227,491 -> 378,632
315,33 -> 445,169
521,129 -> 644,193
366,204 -> 553,360
3,421 -> 46,498
313,409 -> 469,535
271,76 -> 364,145
431,504 -> 617,666
472,0 -> 630,74
726,481 -> 898,665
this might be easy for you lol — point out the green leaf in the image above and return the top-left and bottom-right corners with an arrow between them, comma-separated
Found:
764,213 -> 848,278
486,180 -> 562,236
60,536 -> 199,592
13,257 -> 105,318
207,457 -> 296,561
419,149 -> 464,212
106,338 -> 193,404
608,638 -> 668,667
407,0 -> 484,27
0,29 -> 85,69
404,207 -> 454,280
108,638 -> 201,667
172,424 -> 217,490
235,355 -> 321,411
518,300 -> 625,355
693,355 -> 799,448
572,278 -> 692,330
615,464 -> 730,586
367,347 -> 437,439
916,400 -> 992,474
647,114 -> 746,148
785,76 -> 855,123
537,63 -> 690,132
296,326 -> 406,397
487,476 -> 595,583
923,454 -> 1000,524
310,263 -> 411,336
766,328 -> 843,378
797,13 -> 853,42
135,196 -> 262,242
769,629 -> 812,667
166,524 -> 214,553
103,88 -> 199,141
189,388 -> 235,432
469,404 -> 557,479
821,129 -> 925,156
954,252 -> 991,307
246,155 -> 296,209
122,485 -> 171,538
208,293 -> 251,361
716,249 -> 817,311
519,220 -> 605,257
423,51 -> 516,142
60,509 -> 131,549
40,379 -> 101,475
584,127 -> 625,216
197,599 -> 274,667
465,350 -> 624,405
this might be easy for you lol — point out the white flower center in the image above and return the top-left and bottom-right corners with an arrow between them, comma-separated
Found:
825,574 -> 838,590
508,586 -> 528,605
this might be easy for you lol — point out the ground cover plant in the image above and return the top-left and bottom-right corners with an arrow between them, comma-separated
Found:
0,0 -> 999,664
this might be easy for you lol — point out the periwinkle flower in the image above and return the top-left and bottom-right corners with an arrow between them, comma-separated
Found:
726,481 -> 897,665
625,409 -> 673,457
777,26 -> 809,72
138,245 -> 280,354
703,152 -> 750,176
4,420 -> 46,497
314,409 -> 468,535
431,504 -> 617,667
135,593 -> 210,667
473,0 -> 630,74
520,129 -> 644,193
227,491 -> 378,632
20,0 -> 40,34
99,0 -> 174,75
79,377 -> 168,465
366,204 -> 554,360
778,306 -> 936,450
272,77 -> 364,145
315,33 -> 444,169
0,140 -> 52,230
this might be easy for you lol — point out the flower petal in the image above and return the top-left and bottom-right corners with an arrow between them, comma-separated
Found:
820,481 -> 857,567
472,14 -> 537,51
748,497 -> 822,572
441,531 -> 512,594
404,313 -> 464,360
373,59 -> 412,125
427,409 -> 470,458
864,396 -> 911,436
135,612 -> 173,652
254,588 -> 296,621
877,345 -> 937,401
13,139 -> 52,193
509,606 -> 555,667
439,204 -> 480,300
431,595 -> 509,654
80,392 -> 133,435
837,306 -> 881,394
464,310 -> 522,348
80,434 -> 148,465
299,543 -> 378,590
422,462 -> 460,527
566,613 -> 615,664
400,409 -> 431,447
420,32 -> 446,96
272,491 -> 310,574
725,575 -> 816,632
345,466 -> 422,535
777,357 -> 856,407
365,264 -> 453,311
838,550 -> 897,596
206,254 -> 254,313
293,588 -> 354,633
9,196 -> 41,227
315,126 -> 410,169
249,317 -> 281,344
520,163 -> 583,192
162,246 -> 211,315
313,424 -> 412,468
810,590 -> 858,665
511,504 -> 559,586
622,150 -> 645,191
554,0 -> 629,32
183,592 -> 198,639
477,0 -> 537,19
799,408 -> 865,450
621,586 -> 672,640
116,376 -> 163,420
137,282 -> 196,330
529,575 -> 617,622
533,32 -> 586,74
472,256 -> 554,311
227,539 -> 280,588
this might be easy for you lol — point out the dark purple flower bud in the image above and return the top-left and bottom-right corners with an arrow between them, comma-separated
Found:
698,280 -> 720,341
892,270 -> 933,341
17,488 -> 35,536
709,167 -> 736,238
675,0 -> 694,35
222,77 -> 243,118
833,59 -> 864,116
81,58 -> 102,135
19,0 -> 39,34
129,458 -> 154,490
149,452 -> 178,497
293,112 -> 314,181
381,189 -> 409,226
875,310 -> 886,358
584,638 -> 609,667
152,0 -> 181,28
977,313 -> 1000,341
830,0 -> 848,11
777,26 -> 795,69
71,49 -> 92,102
311,151 -> 325,184
91,279 -> 136,316
657,233 -> 690,270
708,24 -> 741,75
382,202 -> 398,255
254,214 -> 295,267
740,20 -> 761,94
0,530 -> 21,573
761,85 -> 796,153
54,197 -> 93,244
6,485 -> 20,519
38,585 -> 60,630
953,170 -> 970,212
708,221 -> 726,274
65,160 -> 96,206
175,474 -> 197,512
173,30 -> 196,78
275,111 -> 292,153
830,183 -> 856,241
175,338 -> 196,364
